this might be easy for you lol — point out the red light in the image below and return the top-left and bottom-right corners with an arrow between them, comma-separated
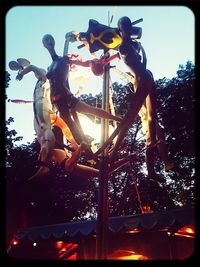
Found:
66,252 -> 77,260
12,240 -> 19,246
178,225 -> 195,235
57,242 -> 78,260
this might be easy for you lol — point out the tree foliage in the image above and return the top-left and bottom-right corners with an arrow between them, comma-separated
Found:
6,61 -> 195,232
5,71 -> 11,90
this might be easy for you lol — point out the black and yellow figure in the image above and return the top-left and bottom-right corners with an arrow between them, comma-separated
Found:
74,17 -> 176,183
78,18 -> 142,53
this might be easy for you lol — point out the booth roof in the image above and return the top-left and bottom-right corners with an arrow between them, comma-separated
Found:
16,207 -> 194,241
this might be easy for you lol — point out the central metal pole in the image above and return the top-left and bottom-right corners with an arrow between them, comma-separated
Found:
96,52 -> 110,259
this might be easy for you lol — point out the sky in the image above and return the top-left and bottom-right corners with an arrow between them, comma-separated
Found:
5,5 -> 195,145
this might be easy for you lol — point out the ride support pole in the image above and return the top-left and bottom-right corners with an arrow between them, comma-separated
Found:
96,53 -> 110,259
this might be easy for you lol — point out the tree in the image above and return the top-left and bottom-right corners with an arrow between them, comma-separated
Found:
5,71 -> 11,92
155,61 -> 195,207
108,61 -> 195,214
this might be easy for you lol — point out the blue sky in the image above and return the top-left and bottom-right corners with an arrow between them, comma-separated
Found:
5,5 -> 195,144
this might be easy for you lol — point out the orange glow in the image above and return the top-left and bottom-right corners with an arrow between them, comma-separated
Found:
142,205 -> 153,213
172,225 -> 195,238
108,249 -> 148,260
119,255 -> 148,260
174,232 -> 194,238
55,241 -> 64,249
127,228 -> 141,234
183,227 -> 194,234
178,225 -> 195,235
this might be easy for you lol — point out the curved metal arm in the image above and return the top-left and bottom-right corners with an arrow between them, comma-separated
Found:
63,31 -> 77,56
